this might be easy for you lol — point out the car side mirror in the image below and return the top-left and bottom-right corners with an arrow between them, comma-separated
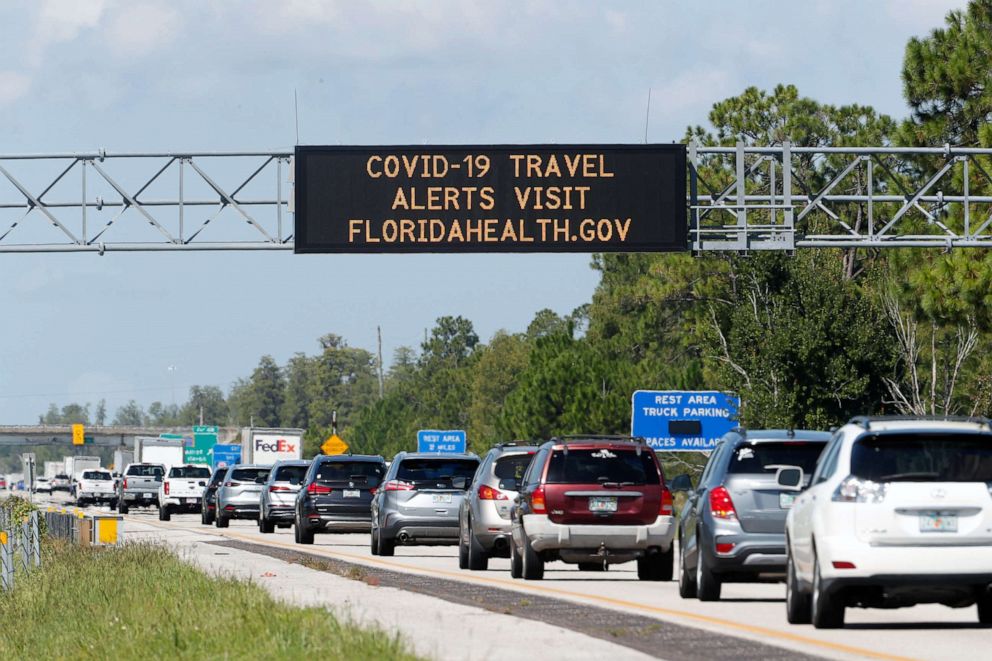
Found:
452,477 -> 468,490
775,466 -> 804,491
670,474 -> 693,493
498,478 -> 518,492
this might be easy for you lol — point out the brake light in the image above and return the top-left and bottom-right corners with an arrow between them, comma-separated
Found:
383,480 -> 414,492
660,487 -> 673,516
163,482 -> 170,495
715,542 -> 735,555
123,478 -> 128,490
269,485 -> 292,492
530,485 -> 547,514
225,481 -> 241,487
306,483 -> 332,495
478,484 -> 508,501
832,475 -> 887,504
832,561 -> 857,569
709,486 -> 737,520
369,487 -> 378,496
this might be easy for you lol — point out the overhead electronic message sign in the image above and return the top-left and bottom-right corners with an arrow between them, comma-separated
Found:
294,144 -> 687,253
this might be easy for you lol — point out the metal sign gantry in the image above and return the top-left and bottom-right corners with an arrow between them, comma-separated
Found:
0,144 -> 989,253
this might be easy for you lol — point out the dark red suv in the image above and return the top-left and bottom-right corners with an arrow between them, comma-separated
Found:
508,436 -> 676,580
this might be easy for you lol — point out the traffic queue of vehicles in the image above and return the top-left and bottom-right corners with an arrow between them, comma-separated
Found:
86,415 -> 991,630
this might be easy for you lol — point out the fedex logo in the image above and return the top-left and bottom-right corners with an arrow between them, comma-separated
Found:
255,438 -> 297,453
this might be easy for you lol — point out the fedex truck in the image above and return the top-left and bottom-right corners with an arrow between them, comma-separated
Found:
240,428 -> 304,465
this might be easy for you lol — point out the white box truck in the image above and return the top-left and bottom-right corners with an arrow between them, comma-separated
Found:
44,461 -> 62,480
65,455 -> 101,481
240,428 -> 304,465
112,449 -> 134,474
134,437 -> 184,466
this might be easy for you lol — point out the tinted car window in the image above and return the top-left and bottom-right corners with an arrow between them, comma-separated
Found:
315,461 -> 384,483
726,442 -> 826,476
494,454 -> 535,481
126,465 -> 164,477
274,465 -> 308,484
209,467 -> 228,485
546,449 -> 660,485
851,434 -> 992,482
169,466 -> 211,479
521,448 -> 548,487
82,471 -> 111,480
230,468 -> 270,482
396,459 -> 479,484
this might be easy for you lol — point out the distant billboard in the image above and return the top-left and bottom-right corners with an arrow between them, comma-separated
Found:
294,145 -> 687,253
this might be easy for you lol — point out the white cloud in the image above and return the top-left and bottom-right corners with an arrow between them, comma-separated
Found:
0,71 -> 30,106
30,0 -> 107,63
106,2 -> 182,57
885,0 -> 964,30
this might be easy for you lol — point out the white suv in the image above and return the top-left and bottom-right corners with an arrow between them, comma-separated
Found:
784,416 -> 992,628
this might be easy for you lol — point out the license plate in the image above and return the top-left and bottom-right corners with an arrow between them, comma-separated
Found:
919,512 -> 957,532
144,493 -> 153,499
183,498 -> 194,505
432,493 -> 452,504
589,496 -> 617,513
779,493 -> 796,509
343,490 -> 360,498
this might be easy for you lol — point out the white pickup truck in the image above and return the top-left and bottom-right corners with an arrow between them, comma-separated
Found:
158,464 -> 212,521
76,469 -> 118,508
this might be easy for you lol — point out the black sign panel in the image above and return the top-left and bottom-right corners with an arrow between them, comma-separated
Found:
294,144 -> 686,254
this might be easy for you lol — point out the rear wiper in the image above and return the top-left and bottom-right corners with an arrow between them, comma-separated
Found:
876,472 -> 940,481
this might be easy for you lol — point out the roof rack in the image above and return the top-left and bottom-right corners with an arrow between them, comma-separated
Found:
848,415 -> 992,430
550,435 -> 648,455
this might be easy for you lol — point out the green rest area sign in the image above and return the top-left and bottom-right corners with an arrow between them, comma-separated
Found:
161,426 -> 218,464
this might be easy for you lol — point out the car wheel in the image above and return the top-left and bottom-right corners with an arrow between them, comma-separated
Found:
678,538 -> 697,598
978,592 -> 992,624
578,562 -> 606,572
371,527 -> 380,556
509,538 -> 523,579
785,546 -> 812,624
458,530 -> 469,569
811,549 -> 844,629
119,501 -> 129,515
158,505 -> 171,521
298,523 -> 314,545
216,515 -> 229,528
521,534 -> 544,580
259,517 -> 274,534
696,547 -> 721,601
377,529 -> 395,556
467,528 -> 489,571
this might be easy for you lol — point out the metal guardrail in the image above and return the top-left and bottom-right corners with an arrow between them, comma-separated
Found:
0,509 -> 41,590
45,507 -> 123,548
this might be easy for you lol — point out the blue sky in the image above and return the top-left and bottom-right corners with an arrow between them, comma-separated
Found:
0,0 -> 963,424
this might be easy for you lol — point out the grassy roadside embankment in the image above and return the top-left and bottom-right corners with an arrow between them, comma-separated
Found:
0,540 -> 421,660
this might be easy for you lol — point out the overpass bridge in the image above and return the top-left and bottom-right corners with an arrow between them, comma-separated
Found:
0,425 -> 240,447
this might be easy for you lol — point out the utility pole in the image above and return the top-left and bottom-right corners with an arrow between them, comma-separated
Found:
377,325 -> 385,400
332,410 -> 338,436
199,405 -> 204,426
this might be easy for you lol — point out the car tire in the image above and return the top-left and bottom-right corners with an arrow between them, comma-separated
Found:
578,562 -> 606,572
458,531 -> 469,569
521,534 -> 544,580
785,546 -> 812,624
159,505 -> 171,522
978,592 -> 992,624
259,517 -> 274,534
371,527 -> 380,556
467,528 -> 489,571
510,538 -> 523,579
216,515 -> 229,528
678,538 -> 698,598
811,550 -> 844,629
637,547 -> 673,581
201,508 -> 211,525
119,501 -> 129,515
696,547 -> 721,601
377,530 -> 395,556
298,523 -> 314,545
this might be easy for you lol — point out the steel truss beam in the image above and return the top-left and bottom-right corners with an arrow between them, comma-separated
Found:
1,146 -> 991,253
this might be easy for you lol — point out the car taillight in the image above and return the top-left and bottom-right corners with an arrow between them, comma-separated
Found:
369,487 -> 378,496
530,485 -> 547,514
709,486 -> 737,520
478,484 -> 508,501
832,475 -> 887,504
660,487 -> 673,516
715,541 -> 736,555
269,485 -> 291,492
383,480 -> 414,491
163,482 -> 170,495
306,483 -> 332,495
225,481 -> 241,487
123,479 -> 128,489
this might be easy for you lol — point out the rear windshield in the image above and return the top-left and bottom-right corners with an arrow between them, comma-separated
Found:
396,459 -> 479,484
209,467 -> 228,484
852,434 -> 992,482
727,442 -> 827,476
274,465 -> 309,485
546,449 -> 660,485
169,466 -> 211,479
315,461 -> 385,483
126,464 -> 164,477
82,471 -> 111,481
494,454 -> 535,481
55,474 -> 68,479
230,468 -> 270,482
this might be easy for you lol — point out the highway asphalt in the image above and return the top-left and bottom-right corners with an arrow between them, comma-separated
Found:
37,492 -> 989,661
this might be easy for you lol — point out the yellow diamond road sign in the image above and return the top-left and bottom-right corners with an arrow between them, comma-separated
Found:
72,423 -> 85,446
321,434 -> 349,455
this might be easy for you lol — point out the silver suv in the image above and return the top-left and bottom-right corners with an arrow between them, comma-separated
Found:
258,460 -> 310,533
459,443 -> 538,570
673,429 -> 830,601
215,464 -> 271,528
371,452 -> 480,556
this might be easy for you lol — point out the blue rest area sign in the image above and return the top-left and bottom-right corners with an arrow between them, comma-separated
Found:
630,390 -> 740,451
417,430 -> 467,454
211,444 -> 242,469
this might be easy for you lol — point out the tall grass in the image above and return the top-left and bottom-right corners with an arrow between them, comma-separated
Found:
0,541 -> 421,660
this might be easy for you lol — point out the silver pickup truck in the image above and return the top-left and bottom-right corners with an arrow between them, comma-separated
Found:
117,463 -> 165,514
